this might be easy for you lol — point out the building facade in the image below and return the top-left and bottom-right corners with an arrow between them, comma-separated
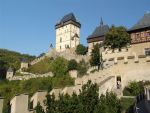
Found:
128,12 -> 150,55
87,19 -> 109,55
6,67 -> 14,79
55,13 -> 81,52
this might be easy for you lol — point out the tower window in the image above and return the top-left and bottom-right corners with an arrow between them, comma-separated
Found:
60,37 -> 62,42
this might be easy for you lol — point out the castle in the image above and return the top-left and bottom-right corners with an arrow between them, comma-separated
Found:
2,12 -> 150,113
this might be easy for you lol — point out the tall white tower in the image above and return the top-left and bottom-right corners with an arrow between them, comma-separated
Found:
55,13 -> 81,52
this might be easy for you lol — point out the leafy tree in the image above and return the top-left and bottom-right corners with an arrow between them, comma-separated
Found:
45,94 -> 56,113
104,26 -> 131,51
79,80 -> 99,113
35,102 -> 45,113
75,44 -> 87,55
68,59 -> 78,71
90,44 -> 101,67
51,57 -> 68,77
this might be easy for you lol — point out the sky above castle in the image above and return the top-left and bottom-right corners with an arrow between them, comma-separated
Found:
0,0 -> 150,56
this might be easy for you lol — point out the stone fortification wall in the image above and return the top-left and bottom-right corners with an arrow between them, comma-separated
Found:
8,72 -> 53,81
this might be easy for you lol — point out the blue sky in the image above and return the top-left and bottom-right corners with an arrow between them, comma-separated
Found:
0,0 -> 150,56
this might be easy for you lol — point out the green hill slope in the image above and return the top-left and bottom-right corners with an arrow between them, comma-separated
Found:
0,49 -> 36,79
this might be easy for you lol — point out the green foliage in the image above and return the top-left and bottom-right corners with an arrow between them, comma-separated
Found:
123,81 -> 144,96
77,59 -> 88,77
35,102 -> 45,113
120,98 -> 135,112
42,80 -> 122,113
104,26 -> 131,50
68,59 -> 78,71
0,49 -> 35,78
51,57 -> 68,77
27,57 -> 52,74
75,44 -> 87,55
0,76 -> 74,113
90,44 -> 100,66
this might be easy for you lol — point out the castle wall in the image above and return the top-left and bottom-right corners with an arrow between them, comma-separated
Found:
0,98 -> 4,113
10,94 -> 31,113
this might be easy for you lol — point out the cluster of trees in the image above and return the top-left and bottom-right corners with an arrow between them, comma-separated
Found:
35,81 -> 121,113
0,49 -> 35,79
104,26 -> 131,51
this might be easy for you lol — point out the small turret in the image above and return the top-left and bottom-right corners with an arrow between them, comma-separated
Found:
6,67 -> 14,79
20,58 -> 29,71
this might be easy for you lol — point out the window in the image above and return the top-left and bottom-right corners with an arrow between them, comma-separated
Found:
60,37 -> 62,43
60,46 -> 61,50
147,32 -> 150,37
145,48 -> 150,56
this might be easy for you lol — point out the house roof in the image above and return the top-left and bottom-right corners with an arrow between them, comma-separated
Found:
87,19 -> 109,39
7,67 -> 13,72
128,12 -> 150,31
55,13 -> 81,28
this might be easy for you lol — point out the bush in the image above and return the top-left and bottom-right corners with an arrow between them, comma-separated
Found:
77,60 -> 89,77
75,44 -> 87,55
68,59 -> 78,71
123,81 -> 144,96
51,57 -> 68,77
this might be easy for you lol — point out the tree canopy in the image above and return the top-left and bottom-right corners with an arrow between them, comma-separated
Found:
75,44 -> 87,55
104,26 -> 131,51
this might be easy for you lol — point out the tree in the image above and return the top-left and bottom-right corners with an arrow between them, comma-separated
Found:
75,44 -> 87,55
79,80 -> 99,113
90,44 -> 101,67
45,94 -> 56,113
35,102 -> 45,113
104,26 -> 131,51
51,57 -> 68,77
68,59 -> 78,71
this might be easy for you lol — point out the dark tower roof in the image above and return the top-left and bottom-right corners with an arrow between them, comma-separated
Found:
7,67 -> 13,72
21,58 -> 28,63
87,18 -> 109,39
128,12 -> 150,32
60,13 -> 77,23
55,13 -> 81,29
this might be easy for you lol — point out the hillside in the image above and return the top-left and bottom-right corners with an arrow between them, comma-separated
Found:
0,49 -> 36,79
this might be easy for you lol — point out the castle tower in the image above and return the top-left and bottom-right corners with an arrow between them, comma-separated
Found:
55,13 -> 81,52
6,67 -> 14,79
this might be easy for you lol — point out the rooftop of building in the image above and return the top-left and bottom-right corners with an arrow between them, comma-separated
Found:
128,12 -> 150,32
87,18 -> 109,39
7,67 -> 13,72
55,13 -> 81,28
21,58 -> 28,63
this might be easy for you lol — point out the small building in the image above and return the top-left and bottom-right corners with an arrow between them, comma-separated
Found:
55,13 -> 81,52
6,67 -> 14,79
87,18 -> 109,55
21,58 -> 29,70
128,12 -> 150,55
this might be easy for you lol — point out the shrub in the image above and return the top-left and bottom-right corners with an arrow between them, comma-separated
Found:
68,59 -> 78,71
75,44 -> 87,55
77,60 -> 88,77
